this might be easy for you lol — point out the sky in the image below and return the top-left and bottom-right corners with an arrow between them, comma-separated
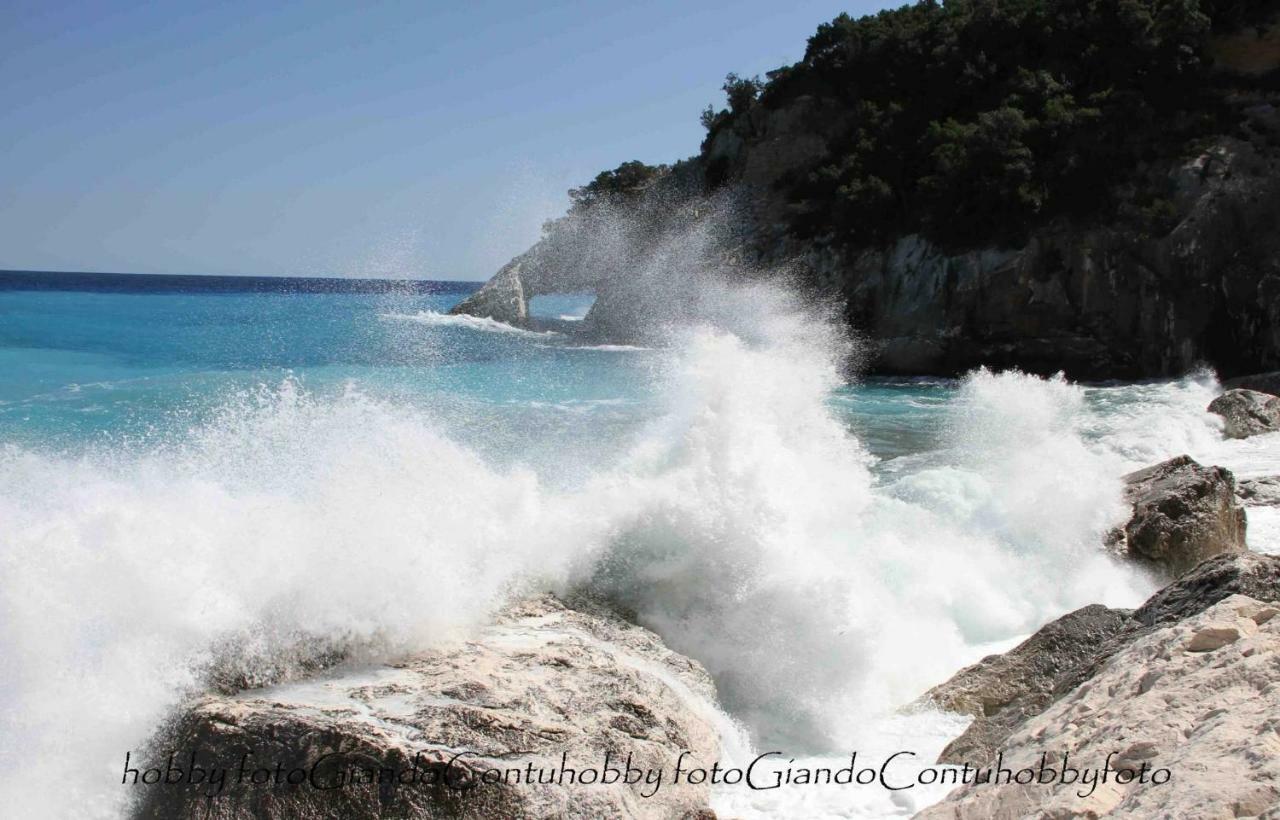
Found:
0,0 -> 886,280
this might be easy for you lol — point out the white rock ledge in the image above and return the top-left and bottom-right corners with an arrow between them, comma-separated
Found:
132,595 -> 723,820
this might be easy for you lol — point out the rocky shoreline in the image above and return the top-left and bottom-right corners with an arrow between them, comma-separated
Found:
134,380 -> 1280,819
450,131 -> 1280,380
916,380 -> 1280,818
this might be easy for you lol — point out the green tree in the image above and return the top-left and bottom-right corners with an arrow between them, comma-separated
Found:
568,161 -> 667,212
700,0 -> 1243,249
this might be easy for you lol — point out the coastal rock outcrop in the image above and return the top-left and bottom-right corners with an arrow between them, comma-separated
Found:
450,8 -> 1280,380
924,552 -> 1280,769
447,161 -> 712,341
920,605 -> 1133,766
915,595 -> 1280,819
451,257 -> 529,325
1208,388 -> 1280,438
1239,476 -> 1280,507
834,137 -> 1280,378
454,133 -> 1280,379
1130,550 -> 1280,628
1225,370 -> 1280,397
1110,455 -> 1247,577
132,595 -> 723,820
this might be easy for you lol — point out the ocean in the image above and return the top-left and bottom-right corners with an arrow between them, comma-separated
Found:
1,269 -> 1276,818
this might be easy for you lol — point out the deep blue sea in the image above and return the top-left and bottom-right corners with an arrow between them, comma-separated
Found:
1,269 -> 1272,818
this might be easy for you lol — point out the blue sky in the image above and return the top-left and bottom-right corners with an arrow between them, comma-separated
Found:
0,0 -> 885,280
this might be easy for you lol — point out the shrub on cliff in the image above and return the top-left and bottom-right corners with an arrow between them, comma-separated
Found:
700,0 -> 1271,249
567,160 -> 668,213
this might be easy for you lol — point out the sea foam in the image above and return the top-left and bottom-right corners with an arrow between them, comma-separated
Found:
2,272 -> 1258,819
381,309 -> 561,337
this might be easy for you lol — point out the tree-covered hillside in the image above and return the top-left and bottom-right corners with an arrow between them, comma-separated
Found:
697,0 -> 1279,250
456,0 -> 1280,379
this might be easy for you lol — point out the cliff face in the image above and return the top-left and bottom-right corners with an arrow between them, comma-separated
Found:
832,137 -> 1280,378
454,6 -> 1280,379
455,130 -> 1280,378
701,70 -> 1280,377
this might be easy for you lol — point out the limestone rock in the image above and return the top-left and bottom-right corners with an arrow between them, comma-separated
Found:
132,596 -> 723,820
452,131 -> 1280,379
1185,622 -> 1247,651
1112,455 -> 1247,577
447,161 -> 711,340
839,137 -> 1280,379
914,595 -> 1280,819
1131,551 -> 1280,628
449,257 -> 528,325
1208,388 -> 1280,439
924,553 -> 1280,768
920,605 -> 1132,766
1239,475 -> 1280,507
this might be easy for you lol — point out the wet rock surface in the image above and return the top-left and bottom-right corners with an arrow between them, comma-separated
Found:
1239,475 -> 1280,507
1208,388 -> 1280,439
1224,370 -> 1280,397
1111,455 -> 1247,577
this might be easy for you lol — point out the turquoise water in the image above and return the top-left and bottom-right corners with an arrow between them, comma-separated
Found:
0,273 -> 952,466
4,269 -> 1257,818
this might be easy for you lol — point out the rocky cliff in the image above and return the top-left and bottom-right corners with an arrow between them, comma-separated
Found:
454,2 -> 1280,379
829,137 -> 1280,378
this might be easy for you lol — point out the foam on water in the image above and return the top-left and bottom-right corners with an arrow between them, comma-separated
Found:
381,309 -> 561,337
0,383 -> 613,816
568,343 -> 653,352
3,273 -> 1275,818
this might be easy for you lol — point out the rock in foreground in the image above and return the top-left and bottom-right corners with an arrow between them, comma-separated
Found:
924,552 -> 1280,770
1112,455 -> 1247,577
922,605 -> 1132,766
1208,388 -> 1280,439
915,595 -> 1280,819
133,596 -> 723,820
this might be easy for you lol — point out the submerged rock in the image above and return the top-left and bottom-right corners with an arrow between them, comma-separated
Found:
923,552 -> 1280,769
132,596 -> 723,820
915,595 -> 1280,819
1208,388 -> 1280,439
1111,455 -> 1247,577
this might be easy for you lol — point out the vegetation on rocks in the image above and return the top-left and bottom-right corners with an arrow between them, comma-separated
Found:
699,0 -> 1279,250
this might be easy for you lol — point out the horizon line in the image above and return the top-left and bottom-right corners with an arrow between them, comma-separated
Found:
0,267 -> 489,283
